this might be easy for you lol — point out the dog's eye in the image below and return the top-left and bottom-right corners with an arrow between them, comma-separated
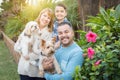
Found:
47,46 -> 50,49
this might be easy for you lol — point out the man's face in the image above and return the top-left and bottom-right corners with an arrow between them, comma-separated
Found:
57,24 -> 74,47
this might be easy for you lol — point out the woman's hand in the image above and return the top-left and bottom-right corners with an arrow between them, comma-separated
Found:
23,55 -> 30,60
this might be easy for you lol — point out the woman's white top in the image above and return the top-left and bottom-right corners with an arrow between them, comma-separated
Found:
14,21 -> 52,77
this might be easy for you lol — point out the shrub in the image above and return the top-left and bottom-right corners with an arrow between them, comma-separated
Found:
75,4 -> 120,80
5,17 -> 24,41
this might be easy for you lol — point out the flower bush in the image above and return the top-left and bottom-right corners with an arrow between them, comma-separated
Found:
74,4 -> 120,80
87,47 -> 95,59
85,31 -> 97,43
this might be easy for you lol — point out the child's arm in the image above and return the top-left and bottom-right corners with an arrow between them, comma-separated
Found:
54,41 -> 61,49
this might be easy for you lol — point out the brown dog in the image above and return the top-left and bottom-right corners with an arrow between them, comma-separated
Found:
38,38 -> 62,77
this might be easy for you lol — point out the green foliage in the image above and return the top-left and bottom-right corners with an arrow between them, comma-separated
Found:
5,17 -> 24,40
75,4 -> 120,80
0,0 -> 13,30
63,0 -> 82,27
20,6 -> 39,21
74,66 -> 82,80
0,0 -> 12,11
21,0 -> 55,22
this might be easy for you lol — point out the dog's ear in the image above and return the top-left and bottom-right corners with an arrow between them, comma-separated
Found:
30,25 -> 34,32
41,39 -> 46,48
31,25 -> 37,32
24,29 -> 31,37
51,37 -> 56,44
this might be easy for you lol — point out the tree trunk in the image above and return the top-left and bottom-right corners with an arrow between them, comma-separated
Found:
78,0 -> 99,31
77,0 -> 120,32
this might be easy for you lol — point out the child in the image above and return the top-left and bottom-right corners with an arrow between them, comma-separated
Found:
53,3 -> 71,49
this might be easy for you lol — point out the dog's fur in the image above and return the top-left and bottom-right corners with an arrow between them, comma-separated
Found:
14,22 -> 39,71
37,38 -> 62,77
14,22 -> 38,55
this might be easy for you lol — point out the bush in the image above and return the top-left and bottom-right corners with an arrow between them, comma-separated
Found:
4,17 -> 24,41
75,4 -> 120,80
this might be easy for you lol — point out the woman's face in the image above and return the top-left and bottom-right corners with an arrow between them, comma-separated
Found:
39,12 -> 51,27
55,6 -> 67,21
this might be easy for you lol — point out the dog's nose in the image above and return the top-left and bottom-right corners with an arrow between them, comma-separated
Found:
50,50 -> 55,54
52,50 -> 54,53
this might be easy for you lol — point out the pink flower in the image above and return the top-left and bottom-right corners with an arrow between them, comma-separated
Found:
85,31 -> 97,43
94,60 -> 102,66
87,47 -> 95,59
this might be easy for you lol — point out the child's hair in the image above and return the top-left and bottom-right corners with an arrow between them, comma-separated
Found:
36,8 -> 54,32
56,3 -> 67,11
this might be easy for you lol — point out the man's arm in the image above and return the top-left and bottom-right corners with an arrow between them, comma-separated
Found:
44,51 -> 84,80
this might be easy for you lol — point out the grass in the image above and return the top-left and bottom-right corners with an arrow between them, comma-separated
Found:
0,40 -> 19,80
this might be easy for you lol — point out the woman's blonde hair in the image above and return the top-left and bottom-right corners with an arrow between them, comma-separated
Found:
36,8 -> 54,32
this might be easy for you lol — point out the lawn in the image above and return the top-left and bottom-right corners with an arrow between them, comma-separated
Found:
0,40 -> 19,80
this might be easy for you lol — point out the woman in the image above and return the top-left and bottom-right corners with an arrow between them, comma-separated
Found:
14,8 -> 54,80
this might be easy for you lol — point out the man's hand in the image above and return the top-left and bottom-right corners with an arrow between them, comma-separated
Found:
42,58 -> 54,70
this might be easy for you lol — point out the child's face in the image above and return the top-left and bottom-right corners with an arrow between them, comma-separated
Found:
55,6 -> 67,21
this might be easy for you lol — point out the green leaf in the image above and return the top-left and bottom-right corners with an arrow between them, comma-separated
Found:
89,72 -> 95,75
111,49 -> 119,53
111,58 -> 119,62
115,4 -> 120,19
95,71 -> 99,75
118,63 -> 120,68
100,7 -> 111,26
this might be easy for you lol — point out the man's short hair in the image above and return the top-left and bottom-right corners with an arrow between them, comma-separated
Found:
58,22 -> 73,29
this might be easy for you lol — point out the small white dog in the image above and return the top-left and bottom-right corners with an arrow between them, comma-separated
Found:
14,21 -> 38,71
38,38 -> 62,77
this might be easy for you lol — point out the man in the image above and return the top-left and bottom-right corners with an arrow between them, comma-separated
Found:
43,22 -> 84,80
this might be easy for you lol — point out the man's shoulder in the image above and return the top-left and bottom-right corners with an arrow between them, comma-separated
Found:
69,43 -> 83,58
73,42 -> 82,49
